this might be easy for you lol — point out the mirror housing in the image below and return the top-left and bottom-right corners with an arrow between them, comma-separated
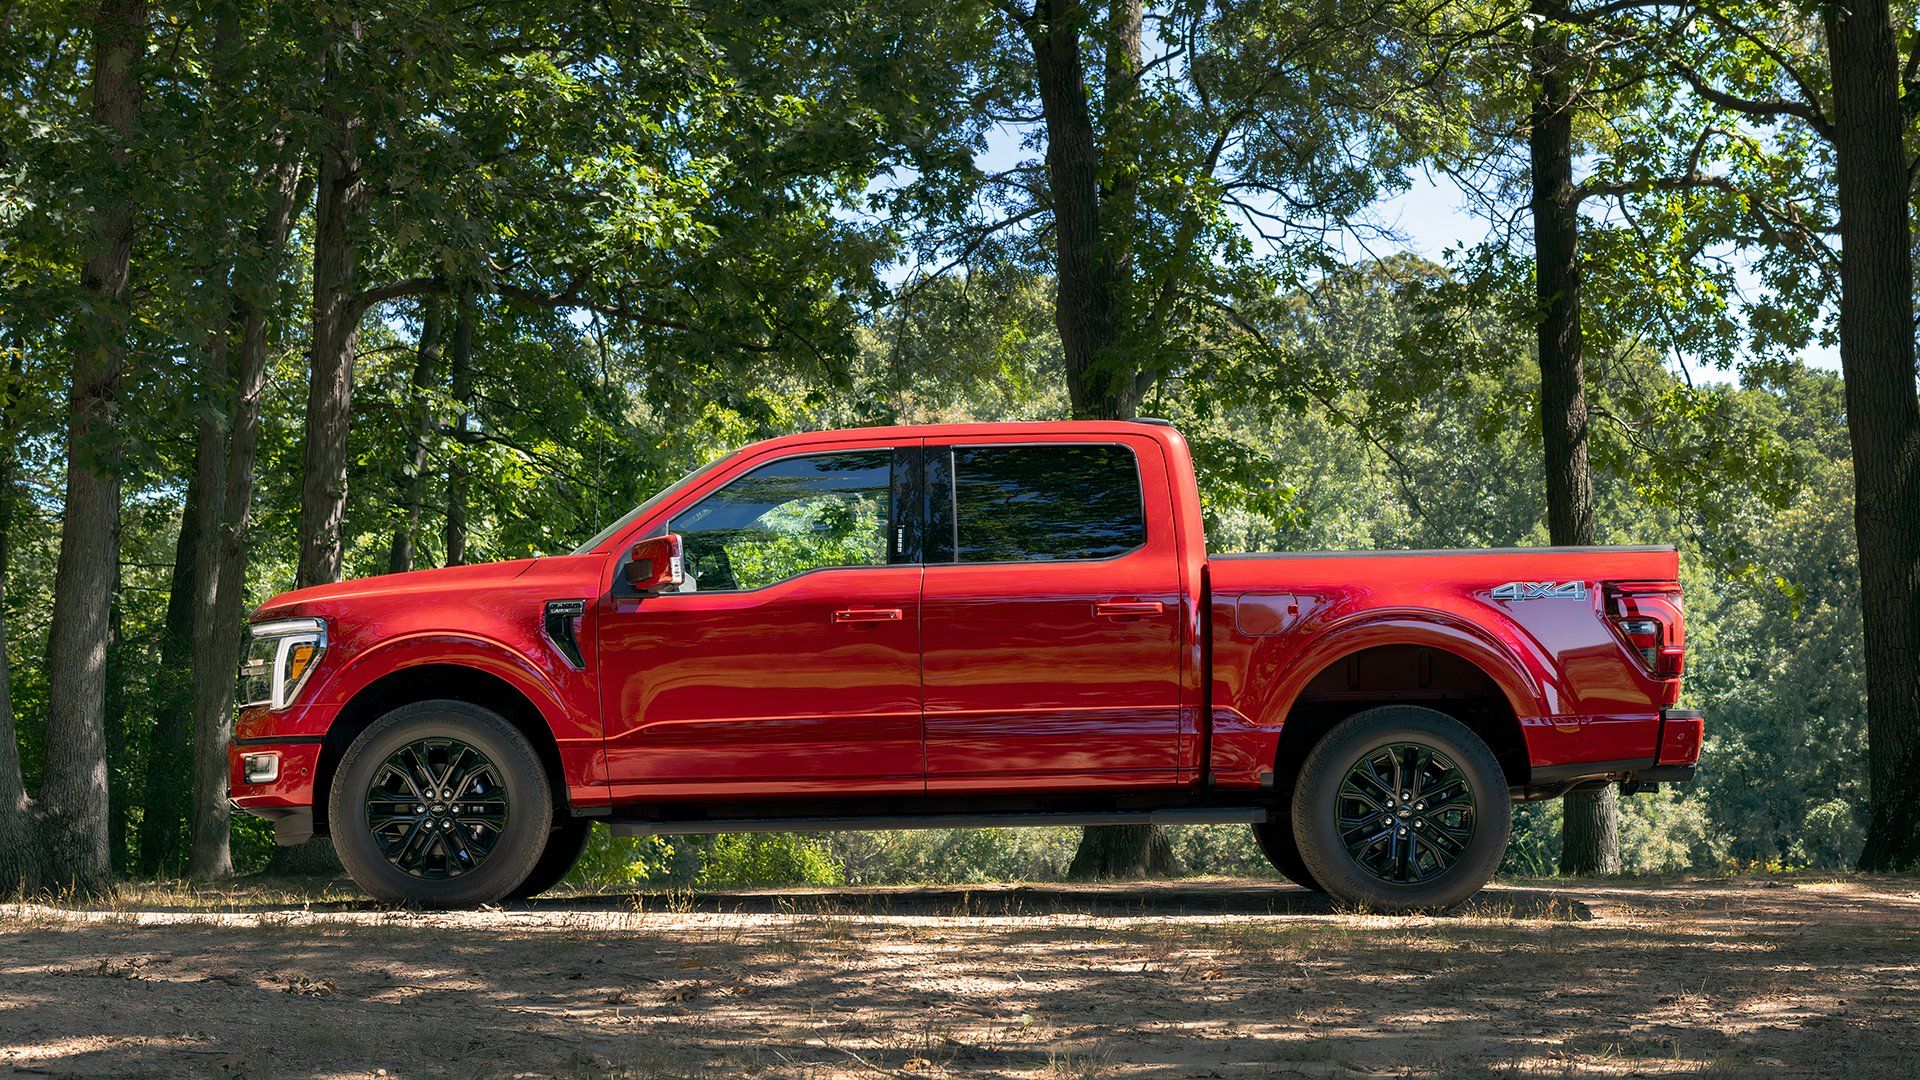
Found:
624,534 -> 685,593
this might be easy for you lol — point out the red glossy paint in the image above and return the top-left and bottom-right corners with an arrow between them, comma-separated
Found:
921,431 -> 1186,792
229,420 -> 1701,836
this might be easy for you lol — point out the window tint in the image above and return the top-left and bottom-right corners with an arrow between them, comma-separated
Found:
669,451 -> 892,591
950,445 -> 1144,563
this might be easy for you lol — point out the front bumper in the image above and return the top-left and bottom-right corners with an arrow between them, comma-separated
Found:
230,801 -> 316,846
228,737 -> 324,845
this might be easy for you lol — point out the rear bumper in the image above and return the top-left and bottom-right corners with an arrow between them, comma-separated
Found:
1512,707 -> 1701,800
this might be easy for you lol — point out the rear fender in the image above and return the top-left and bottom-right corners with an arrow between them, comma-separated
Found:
1275,609 -> 1551,721
1210,607 -> 1551,788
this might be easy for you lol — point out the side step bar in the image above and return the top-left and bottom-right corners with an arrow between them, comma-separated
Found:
610,806 -> 1269,838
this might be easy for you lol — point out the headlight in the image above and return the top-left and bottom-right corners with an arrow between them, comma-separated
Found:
237,617 -> 328,710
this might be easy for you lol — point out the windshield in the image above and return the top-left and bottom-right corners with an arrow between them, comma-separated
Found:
570,451 -> 741,554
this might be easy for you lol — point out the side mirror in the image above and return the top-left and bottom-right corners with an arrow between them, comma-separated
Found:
624,533 -> 685,593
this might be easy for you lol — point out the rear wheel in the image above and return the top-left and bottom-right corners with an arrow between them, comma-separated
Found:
509,818 -> 592,900
1252,812 -> 1323,892
1291,705 -> 1509,913
329,700 -> 552,907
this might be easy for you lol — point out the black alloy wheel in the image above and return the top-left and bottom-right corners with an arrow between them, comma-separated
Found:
1291,705 -> 1510,913
363,737 -> 510,880
329,699 -> 552,906
1334,742 -> 1477,885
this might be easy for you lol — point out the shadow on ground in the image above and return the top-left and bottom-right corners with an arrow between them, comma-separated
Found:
96,878 -> 1592,920
3,877 -> 1916,1078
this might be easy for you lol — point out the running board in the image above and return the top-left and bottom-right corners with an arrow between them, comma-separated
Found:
609,806 -> 1269,838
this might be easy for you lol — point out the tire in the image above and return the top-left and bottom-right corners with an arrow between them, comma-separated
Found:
329,699 -> 553,907
1291,705 -> 1510,913
508,817 -> 592,900
1252,813 -> 1324,892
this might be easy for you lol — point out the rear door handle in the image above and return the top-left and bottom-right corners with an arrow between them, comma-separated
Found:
834,608 -> 904,623
1094,600 -> 1165,620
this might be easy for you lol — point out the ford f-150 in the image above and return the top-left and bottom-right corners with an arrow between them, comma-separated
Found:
229,420 -> 1701,910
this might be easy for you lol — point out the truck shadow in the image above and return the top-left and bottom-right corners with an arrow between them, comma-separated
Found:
522,881 -> 1592,920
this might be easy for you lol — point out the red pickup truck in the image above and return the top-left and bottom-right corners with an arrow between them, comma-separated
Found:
229,421 -> 1700,910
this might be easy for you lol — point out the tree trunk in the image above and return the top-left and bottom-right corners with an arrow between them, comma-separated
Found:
137,397 -> 213,875
0,349 -> 30,893
388,298 -> 445,574
182,323 -> 236,879
296,16 -> 364,590
1025,0 -> 1172,880
103,549 -> 129,872
444,290 -> 474,567
1528,0 -> 1617,876
198,157 -> 306,877
1067,823 -> 1178,880
39,0 -> 145,896
1825,0 -> 1920,872
1024,0 -> 1132,420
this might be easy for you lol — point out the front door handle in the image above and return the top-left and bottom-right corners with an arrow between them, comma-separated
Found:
1094,600 -> 1165,620
834,608 -> 904,623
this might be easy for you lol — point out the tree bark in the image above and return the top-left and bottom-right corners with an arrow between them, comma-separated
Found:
39,0 -> 145,895
444,290 -> 475,567
1024,0 -> 1133,420
388,298 -> 445,574
1023,0 -> 1173,879
195,156 -> 307,878
1825,0 -> 1920,871
137,387 -> 214,875
0,348 -> 29,893
296,14 -> 365,589
1528,0 -> 1618,876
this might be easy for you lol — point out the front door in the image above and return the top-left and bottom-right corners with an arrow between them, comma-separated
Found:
597,443 -> 924,799
919,438 -> 1187,792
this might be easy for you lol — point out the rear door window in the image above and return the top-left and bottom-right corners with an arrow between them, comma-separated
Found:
941,444 -> 1145,563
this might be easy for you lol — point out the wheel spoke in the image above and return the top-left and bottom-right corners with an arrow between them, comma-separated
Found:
364,736 -> 508,882
1335,740 -> 1477,887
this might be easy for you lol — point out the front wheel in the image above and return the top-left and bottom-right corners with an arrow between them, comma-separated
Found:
1291,706 -> 1510,913
329,700 -> 553,907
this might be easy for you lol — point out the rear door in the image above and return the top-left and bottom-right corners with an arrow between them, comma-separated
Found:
919,436 -> 1186,792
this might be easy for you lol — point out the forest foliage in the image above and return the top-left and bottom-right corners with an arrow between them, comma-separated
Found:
0,0 -> 1915,889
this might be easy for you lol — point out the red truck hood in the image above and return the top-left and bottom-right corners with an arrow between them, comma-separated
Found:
254,558 -> 542,618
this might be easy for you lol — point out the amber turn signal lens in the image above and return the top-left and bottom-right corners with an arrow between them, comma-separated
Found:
285,642 -> 317,685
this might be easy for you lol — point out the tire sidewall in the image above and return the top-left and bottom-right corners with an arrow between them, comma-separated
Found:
329,700 -> 552,907
1291,706 -> 1511,913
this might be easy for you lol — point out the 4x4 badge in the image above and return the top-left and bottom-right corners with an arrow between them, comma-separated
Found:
1491,581 -> 1588,602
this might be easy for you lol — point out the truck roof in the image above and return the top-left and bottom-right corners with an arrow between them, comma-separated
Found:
743,418 -> 1183,451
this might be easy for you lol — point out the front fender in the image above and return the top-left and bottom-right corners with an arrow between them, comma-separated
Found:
319,631 -> 580,734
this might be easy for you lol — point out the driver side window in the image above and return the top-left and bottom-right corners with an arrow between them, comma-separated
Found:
667,450 -> 894,592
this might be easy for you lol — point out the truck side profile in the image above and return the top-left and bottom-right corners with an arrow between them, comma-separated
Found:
229,421 -> 1701,909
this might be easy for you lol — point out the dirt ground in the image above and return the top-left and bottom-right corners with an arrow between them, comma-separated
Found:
2,876 -> 1918,1079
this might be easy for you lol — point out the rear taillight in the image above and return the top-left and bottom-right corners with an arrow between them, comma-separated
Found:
1608,582 -> 1685,687
1615,617 -> 1663,670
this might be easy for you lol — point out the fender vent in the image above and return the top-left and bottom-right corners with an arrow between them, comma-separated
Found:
543,599 -> 588,668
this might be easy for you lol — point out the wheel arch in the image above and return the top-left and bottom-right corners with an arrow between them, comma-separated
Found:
1263,617 -> 1541,809
311,662 -> 570,837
